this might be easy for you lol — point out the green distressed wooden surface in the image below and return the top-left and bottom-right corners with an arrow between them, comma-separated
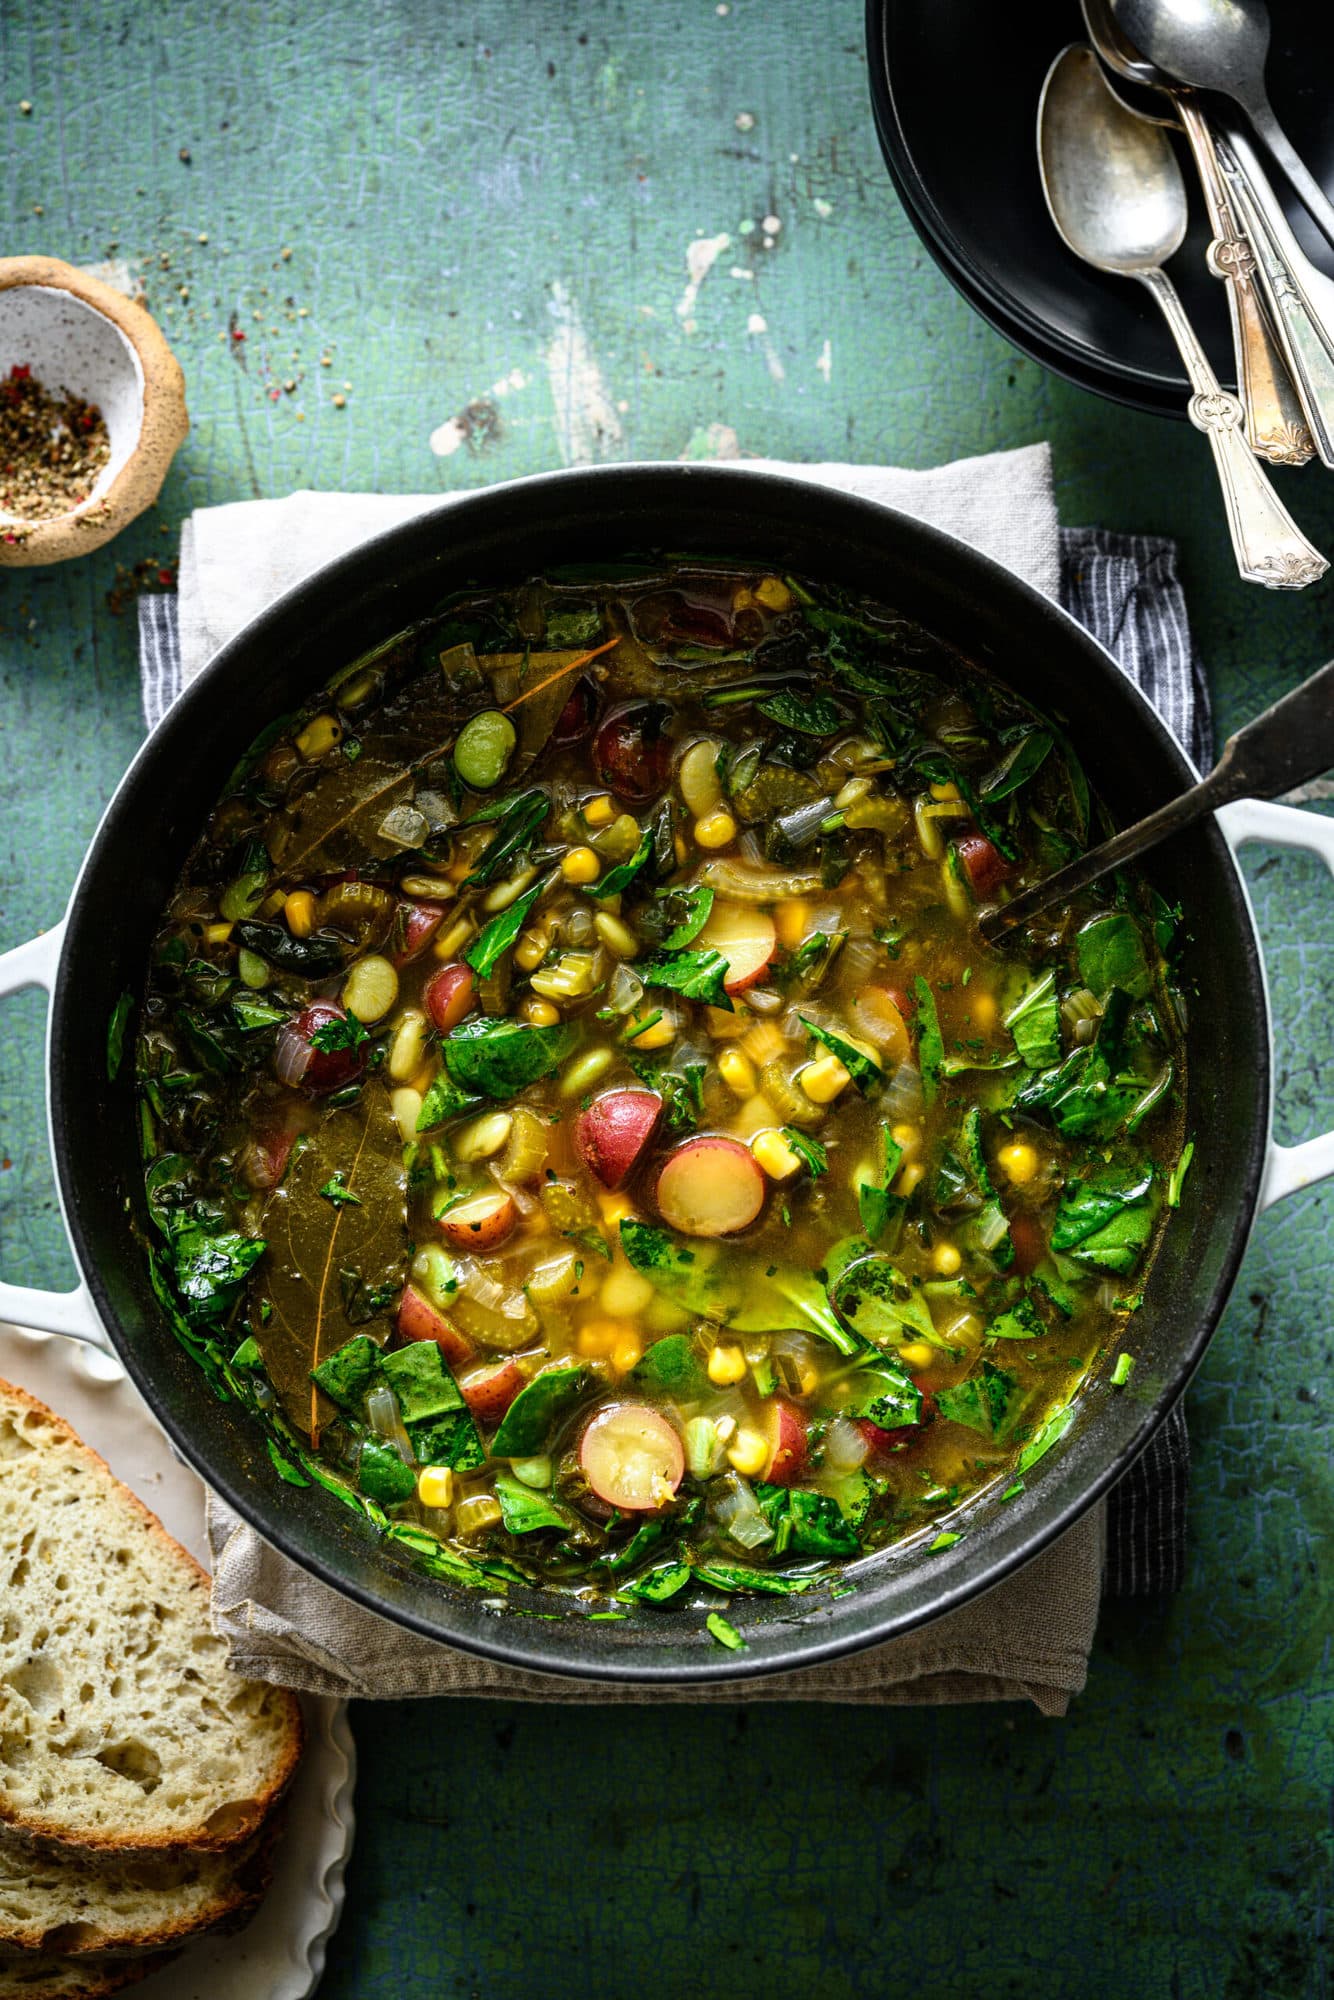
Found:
1,5 -> 1331,1993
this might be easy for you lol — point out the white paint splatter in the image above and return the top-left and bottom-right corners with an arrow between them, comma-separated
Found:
764,341 -> 786,383
78,257 -> 140,298
762,214 -> 782,236
746,313 -> 768,335
545,281 -> 625,465
813,198 -> 834,219
676,231 -> 731,331
816,339 -> 832,382
729,266 -> 754,282
429,368 -> 531,456
735,111 -> 755,132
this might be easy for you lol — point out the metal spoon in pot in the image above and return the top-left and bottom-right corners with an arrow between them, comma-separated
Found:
1108,0 -> 1334,251
979,659 -> 1334,943
1037,47 -> 1326,590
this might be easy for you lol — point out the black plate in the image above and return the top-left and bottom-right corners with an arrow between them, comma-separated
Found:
866,0 -> 1334,415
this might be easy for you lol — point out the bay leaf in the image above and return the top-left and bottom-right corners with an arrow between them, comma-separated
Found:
254,1079 -> 408,1436
479,651 -> 595,777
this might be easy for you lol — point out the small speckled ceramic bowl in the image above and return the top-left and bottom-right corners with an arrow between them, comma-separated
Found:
0,255 -> 188,567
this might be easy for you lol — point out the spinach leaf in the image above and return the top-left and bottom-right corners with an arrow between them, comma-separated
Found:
913,977 -> 944,1106
630,1334 -> 708,1399
980,729 -> 1053,802
843,1360 -> 922,1430
620,1220 -> 857,1353
231,994 -> 289,1033
592,827 -> 653,900
165,1216 -> 266,1325
783,1127 -> 828,1177
936,1359 -> 1022,1438
1017,1403 -> 1076,1473
826,1246 -> 940,1349
410,1408 -> 487,1472
658,883 -> 715,950
358,1437 -> 417,1507
1167,1139 -> 1195,1209
597,1519 -> 674,1576
1011,990 -> 1144,1141
695,1563 -> 820,1597
444,1018 -> 578,1098
464,883 -> 542,977
234,920 -> 346,978
107,993 -> 133,1081
857,1125 -> 905,1243
463,787 -> 550,886
318,1171 -> 362,1209
1005,971 -> 1061,1069
1051,1167 -> 1156,1276
638,949 -> 733,1008
985,1298 -> 1046,1340
625,1052 -> 704,1132
490,1366 -> 588,1456
756,1485 -> 860,1557
773,927 -> 846,995
706,1611 -> 747,1648
380,1340 -> 465,1424
494,1471 -> 575,1534
416,1069 -> 482,1133
755,690 -> 845,737
1076,912 -> 1152,1001
799,1015 -> 882,1094
618,1560 -> 692,1603
310,1333 -> 381,1413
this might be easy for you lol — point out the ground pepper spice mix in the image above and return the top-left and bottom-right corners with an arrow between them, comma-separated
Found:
0,364 -> 111,523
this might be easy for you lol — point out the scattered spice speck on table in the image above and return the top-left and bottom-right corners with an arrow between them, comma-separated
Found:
0,364 -> 110,524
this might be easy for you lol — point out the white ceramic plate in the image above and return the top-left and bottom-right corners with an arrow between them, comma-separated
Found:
0,1321 -> 356,2000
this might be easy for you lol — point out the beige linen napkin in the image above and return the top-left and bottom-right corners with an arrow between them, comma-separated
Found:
190,444 -> 1101,1714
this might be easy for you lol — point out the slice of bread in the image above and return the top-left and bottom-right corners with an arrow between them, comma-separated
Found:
0,1377 -> 302,1858
0,1953 -> 172,2000
0,1820 -> 275,1956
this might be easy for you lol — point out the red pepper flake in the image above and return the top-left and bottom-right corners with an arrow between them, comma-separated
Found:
231,328 -> 246,343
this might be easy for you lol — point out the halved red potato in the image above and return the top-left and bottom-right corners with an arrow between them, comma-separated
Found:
592,701 -> 674,802
392,900 -> 447,967
849,986 -> 911,1065
579,1402 -> 685,1511
395,1284 -> 473,1368
423,962 -> 477,1035
458,1357 -> 526,1426
437,1189 -> 518,1253
696,899 -> 776,996
761,1397 -> 809,1485
575,1089 -> 664,1190
656,1136 -> 765,1237
956,833 -> 1011,899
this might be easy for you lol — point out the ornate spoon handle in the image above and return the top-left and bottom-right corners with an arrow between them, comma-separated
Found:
1174,92 -> 1314,465
1137,265 -> 1327,590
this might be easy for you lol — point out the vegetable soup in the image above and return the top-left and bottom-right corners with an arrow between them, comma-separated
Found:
131,562 -> 1189,1608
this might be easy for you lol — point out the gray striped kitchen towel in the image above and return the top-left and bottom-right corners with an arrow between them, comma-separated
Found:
137,520 -> 1197,1599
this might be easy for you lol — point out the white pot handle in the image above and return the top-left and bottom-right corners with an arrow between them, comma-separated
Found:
1217,797 -> 1334,1210
0,924 -> 108,1347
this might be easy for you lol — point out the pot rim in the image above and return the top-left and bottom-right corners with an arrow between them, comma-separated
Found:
40,464 -> 1274,1681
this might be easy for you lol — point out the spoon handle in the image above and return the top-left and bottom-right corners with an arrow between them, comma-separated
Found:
1174,93 -> 1314,465
1214,129 -> 1334,470
1137,266 -> 1328,589
980,658 -> 1334,941
1242,93 -> 1334,254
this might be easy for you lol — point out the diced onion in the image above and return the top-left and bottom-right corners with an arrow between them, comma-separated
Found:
712,1472 -> 775,1550
607,963 -> 644,1014
976,1207 -> 1011,1254
882,1060 -> 924,1123
273,1021 -> 313,1088
824,1416 -> 871,1472
837,933 -> 881,993
367,1386 -> 414,1463
378,804 -> 430,849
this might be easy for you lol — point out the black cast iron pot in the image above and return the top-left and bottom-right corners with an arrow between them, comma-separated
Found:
4,465 -> 1331,1683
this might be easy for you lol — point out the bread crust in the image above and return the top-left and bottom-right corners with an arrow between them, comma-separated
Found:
0,1377 -> 302,1861
0,1950 -> 176,1999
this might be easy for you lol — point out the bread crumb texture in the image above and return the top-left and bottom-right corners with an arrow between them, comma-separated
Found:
0,1948 -> 174,1998
0,1381 -> 301,1859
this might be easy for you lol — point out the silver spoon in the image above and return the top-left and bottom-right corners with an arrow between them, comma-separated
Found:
1082,0 -> 1314,465
979,658 -> 1334,942
1109,0 -> 1334,250
1038,46 -> 1326,590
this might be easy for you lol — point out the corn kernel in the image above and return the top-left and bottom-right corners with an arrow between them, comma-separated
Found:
774,899 -> 811,949
695,808 -> 738,850
594,911 -> 639,959
705,1005 -> 740,1040
930,780 -> 962,801
931,1241 -> 963,1276
742,1019 -> 787,1065
726,1428 -> 770,1477
611,1331 -> 643,1375
522,997 -> 561,1027
624,1008 -> 676,1051
891,1122 -> 922,1157
203,921 -> 233,945
434,915 -> 476,959
753,574 -> 793,612
969,991 -> 998,1030
718,1046 -> 757,1096
388,1008 -> 429,1084
577,1317 -> 632,1358
751,1128 -> 802,1182
295,713 -> 342,760
800,1054 -> 850,1105
596,1191 -> 637,1227
561,845 -> 602,885
389,1087 -> 423,1144
896,1160 -> 926,1196
732,584 -> 757,612
582,793 -> 617,829
707,1344 -> 748,1386
898,1340 -> 935,1368
284,889 -> 316,938
514,926 -> 551,972
998,1141 -> 1040,1186
417,1466 -> 455,1509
